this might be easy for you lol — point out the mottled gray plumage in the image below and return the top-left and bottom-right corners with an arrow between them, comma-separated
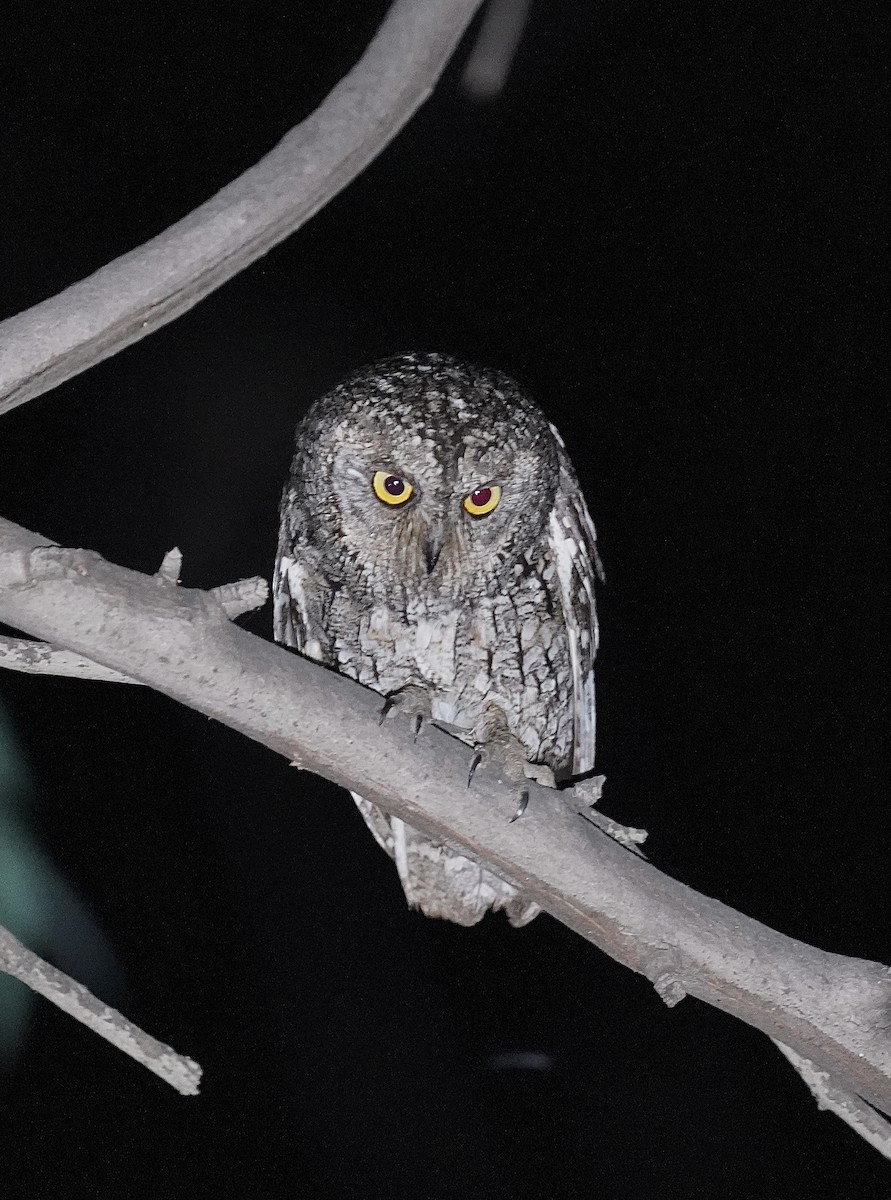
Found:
274,352 -> 601,926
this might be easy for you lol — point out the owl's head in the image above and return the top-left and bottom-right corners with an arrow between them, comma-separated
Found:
289,353 -> 561,592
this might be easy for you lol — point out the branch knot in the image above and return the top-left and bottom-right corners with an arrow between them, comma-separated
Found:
648,953 -> 687,1007
29,544 -> 100,582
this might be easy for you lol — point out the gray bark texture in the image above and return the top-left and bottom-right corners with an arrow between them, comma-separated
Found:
1,516 -> 890,1124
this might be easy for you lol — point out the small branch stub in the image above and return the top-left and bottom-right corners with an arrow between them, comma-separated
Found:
211,576 -> 269,620
566,775 -> 649,853
156,547 -> 183,584
653,972 -> 687,1008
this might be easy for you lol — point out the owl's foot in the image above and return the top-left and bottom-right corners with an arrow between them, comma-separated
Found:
378,684 -> 432,742
466,740 -> 555,787
466,709 -> 556,822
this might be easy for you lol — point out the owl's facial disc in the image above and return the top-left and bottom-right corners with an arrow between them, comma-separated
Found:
325,414 -> 556,588
341,451 -> 541,584
292,353 -> 563,594
367,464 -> 471,574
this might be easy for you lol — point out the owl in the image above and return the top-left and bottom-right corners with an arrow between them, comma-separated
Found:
274,352 -> 601,926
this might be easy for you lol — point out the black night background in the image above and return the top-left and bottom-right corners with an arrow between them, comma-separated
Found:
0,2 -> 885,1196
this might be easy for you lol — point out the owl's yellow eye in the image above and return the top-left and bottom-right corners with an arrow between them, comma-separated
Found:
463,485 -> 501,516
372,470 -> 414,506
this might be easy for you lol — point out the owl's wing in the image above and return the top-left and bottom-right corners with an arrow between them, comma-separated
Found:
273,488 -> 335,664
547,424 -> 604,776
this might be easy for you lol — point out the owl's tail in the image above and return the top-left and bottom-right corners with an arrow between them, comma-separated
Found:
351,793 -> 540,927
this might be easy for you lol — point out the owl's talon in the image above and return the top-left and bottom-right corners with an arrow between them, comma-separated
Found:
467,751 -> 483,788
509,790 -> 529,823
378,684 -> 433,737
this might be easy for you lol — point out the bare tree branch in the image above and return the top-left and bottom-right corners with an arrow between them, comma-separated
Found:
0,553 -> 268,1089
1,513 -> 890,1132
0,923 -> 201,1096
0,555 -> 266,681
0,636 -> 136,682
0,0 -> 484,417
772,1040 -> 891,1160
0,0 -> 880,1162
461,0 -> 533,99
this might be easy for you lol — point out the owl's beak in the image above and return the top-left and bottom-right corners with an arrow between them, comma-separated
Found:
422,521 -> 446,574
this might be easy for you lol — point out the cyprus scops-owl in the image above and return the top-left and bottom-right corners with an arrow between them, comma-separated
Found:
274,352 -> 601,926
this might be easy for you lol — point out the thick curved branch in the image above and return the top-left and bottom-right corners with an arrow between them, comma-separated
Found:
0,0 -> 484,417
1,513 -> 890,1131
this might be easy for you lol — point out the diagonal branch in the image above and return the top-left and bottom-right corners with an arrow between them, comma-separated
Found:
1,512 -> 890,1136
461,0 -> 533,99
0,549 -> 267,1089
0,564 -> 267,681
0,924 -> 201,1096
0,636 -> 136,682
0,0 -> 484,417
772,1039 -> 891,1160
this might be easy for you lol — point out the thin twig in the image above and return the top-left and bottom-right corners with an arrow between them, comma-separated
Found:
772,1039 -> 891,1161
0,925 -> 201,1096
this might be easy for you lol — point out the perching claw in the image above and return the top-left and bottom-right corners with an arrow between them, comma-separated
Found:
378,684 -> 432,736
509,790 -> 529,823
467,751 -> 483,787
